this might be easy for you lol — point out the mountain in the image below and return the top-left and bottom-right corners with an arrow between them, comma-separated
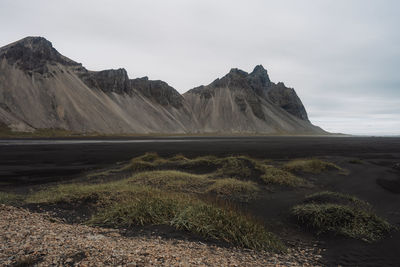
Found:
0,36 -> 325,135
184,66 -> 323,134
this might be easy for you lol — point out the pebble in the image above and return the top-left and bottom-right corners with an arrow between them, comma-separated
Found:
0,204 -> 323,266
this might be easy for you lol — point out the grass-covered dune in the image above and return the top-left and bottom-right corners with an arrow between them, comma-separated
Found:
125,152 -> 306,187
283,158 -> 342,174
24,180 -> 284,251
292,191 -> 393,242
1,153 -> 367,253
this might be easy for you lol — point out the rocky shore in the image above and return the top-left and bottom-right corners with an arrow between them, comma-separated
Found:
0,205 -> 322,266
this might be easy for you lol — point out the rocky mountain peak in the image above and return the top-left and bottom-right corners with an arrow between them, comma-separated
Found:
247,64 -> 271,92
185,65 -> 310,122
249,65 -> 270,81
227,68 -> 248,77
4,36 -> 53,51
252,64 -> 266,72
207,68 -> 250,89
0,36 -> 79,74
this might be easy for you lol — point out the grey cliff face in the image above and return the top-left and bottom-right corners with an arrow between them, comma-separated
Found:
130,77 -> 184,109
80,70 -> 184,109
266,82 -> 309,121
79,68 -> 131,95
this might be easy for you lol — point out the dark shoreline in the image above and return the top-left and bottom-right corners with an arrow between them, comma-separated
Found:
1,136 -> 400,185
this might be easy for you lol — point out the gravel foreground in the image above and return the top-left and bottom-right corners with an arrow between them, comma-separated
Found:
0,205 -> 322,266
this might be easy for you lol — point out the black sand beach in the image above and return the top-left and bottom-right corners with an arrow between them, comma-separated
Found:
1,136 -> 400,266
1,136 -> 399,185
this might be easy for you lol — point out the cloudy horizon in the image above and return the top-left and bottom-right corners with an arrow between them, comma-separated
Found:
1,0 -> 399,135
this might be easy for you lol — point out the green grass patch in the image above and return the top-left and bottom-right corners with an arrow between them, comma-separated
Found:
25,180 -> 152,205
129,171 -> 260,201
128,153 -> 220,173
128,170 -> 212,194
292,191 -> 392,242
88,191 -> 284,251
0,192 -> 24,204
292,203 -> 391,242
206,178 -> 259,201
127,153 -> 305,187
284,159 -> 342,174
214,156 -> 255,179
304,191 -> 371,209
259,165 -> 306,187
26,178 -> 284,251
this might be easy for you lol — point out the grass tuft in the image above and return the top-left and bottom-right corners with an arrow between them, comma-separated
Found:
126,153 -> 307,187
137,152 -> 161,162
25,181 -> 154,205
292,191 -> 392,242
292,203 -> 391,242
206,178 -> 259,201
303,191 -> 371,209
128,170 -> 212,194
171,200 -> 284,252
0,192 -> 24,204
259,165 -> 305,187
215,156 -> 254,179
88,191 -> 284,251
26,177 -> 283,251
284,159 -> 342,174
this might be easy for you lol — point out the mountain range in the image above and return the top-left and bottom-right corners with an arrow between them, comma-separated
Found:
0,37 -> 325,135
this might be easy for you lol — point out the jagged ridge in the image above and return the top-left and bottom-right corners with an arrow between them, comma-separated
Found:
0,36 -> 324,134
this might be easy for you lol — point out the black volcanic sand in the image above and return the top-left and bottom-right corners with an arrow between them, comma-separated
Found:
1,136 -> 400,266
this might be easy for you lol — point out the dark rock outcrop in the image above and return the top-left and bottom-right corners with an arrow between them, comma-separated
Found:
80,68 -> 131,94
266,82 -> 309,121
130,77 -> 183,109
0,37 -> 80,74
187,85 -> 215,99
247,64 -> 271,96
79,69 -> 184,109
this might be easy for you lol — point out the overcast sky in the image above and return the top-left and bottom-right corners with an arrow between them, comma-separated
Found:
0,0 -> 399,135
